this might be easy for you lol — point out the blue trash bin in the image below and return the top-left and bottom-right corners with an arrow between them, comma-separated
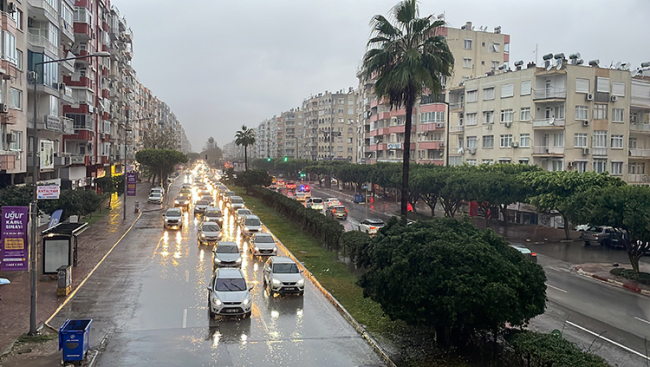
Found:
59,319 -> 92,362
353,194 -> 364,204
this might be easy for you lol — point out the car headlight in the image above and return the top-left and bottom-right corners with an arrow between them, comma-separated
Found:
297,279 -> 304,286
214,257 -> 222,263
272,278 -> 281,286
244,226 -> 250,231
235,257 -> 242,263
242,297 -> 250,306
254,247 -> 259,252
174,200 -> 179,204
200,233 -> 206,238
212,297 -> 222,306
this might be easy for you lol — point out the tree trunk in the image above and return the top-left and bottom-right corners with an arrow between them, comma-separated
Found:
244,146 -> 248,171
401,98 -> 414,218
562,213 -> 570,240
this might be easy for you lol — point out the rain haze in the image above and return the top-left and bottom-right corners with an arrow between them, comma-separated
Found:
112,0 -> 650,151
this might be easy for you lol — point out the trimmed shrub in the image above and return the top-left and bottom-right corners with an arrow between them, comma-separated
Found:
507,330 -> 609,367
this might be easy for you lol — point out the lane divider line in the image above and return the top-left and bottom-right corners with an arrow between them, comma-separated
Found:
545,283 -> 567,293
44,211 -> 143,328
565,320 -> 650,361
634,317 -> 650,326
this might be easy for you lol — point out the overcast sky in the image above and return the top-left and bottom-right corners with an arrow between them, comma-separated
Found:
112,0 -> 649,152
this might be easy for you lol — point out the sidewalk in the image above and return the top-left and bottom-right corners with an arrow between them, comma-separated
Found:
0,182 -> 152,357
574,262 -> 650,297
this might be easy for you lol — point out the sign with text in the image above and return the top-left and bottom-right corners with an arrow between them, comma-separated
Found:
127,172 -> 137,196
1,206 -> 29,271
37,185 -> 60,199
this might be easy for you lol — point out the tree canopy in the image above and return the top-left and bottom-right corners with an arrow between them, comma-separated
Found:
235,126 -> 256,171
135,149 -> 187,185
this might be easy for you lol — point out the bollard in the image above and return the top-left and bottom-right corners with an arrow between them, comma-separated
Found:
134,201 -> 140,213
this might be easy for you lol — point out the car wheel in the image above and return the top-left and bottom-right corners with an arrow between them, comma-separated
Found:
269,288 -> 275,297
246,311 -> 252,318
584,241 -> 591,246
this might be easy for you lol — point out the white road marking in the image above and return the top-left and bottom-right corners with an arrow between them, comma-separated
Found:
566,321 -> 650,361
634,317 -> 650,326
185,270 -> 189,282
545,283 -> 567,293
548,266 -> 570,273
182,309 -> 187,328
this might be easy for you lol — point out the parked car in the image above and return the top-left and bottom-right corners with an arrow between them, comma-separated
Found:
148,191 -> 163,204
207,268 -> 253,318
358,219 -> 385,235
163,208 -> 183,230
197,221 -> 222,245
580,226 -> 618,246
194,199 -> 210,215
204,207 -> 224,224
326,205 -> 348,220
249,233 -> 277,257
213,242 -> 242,269
240,215 -> 262,237
510,244 -> 538,263
263,256 -> 304,296
150,187 -> 164,196
235,209 -> 252,223
324,198 -> 341,208
174,195 -> 191,209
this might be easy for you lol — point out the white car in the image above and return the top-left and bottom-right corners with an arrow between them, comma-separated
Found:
213,242 -> 242,269
240,214 -> 262,237
249,233 -> 277,257
204,207 -> 224,224
324,198 -> 340,208
148,191 -> 163,204
263,256 -> 304,296
194,199 -> 210,215
150,187 -> 164,196
163,208 -> 183,229
228,196 -> 245,211
207,268 -> 253,318
359,219 -> 385,235
307,197 -> 324,210
235,209 -> 252,223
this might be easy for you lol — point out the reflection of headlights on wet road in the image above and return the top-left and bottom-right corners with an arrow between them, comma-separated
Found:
297,279 -> 304,286
272,279 -> 281,286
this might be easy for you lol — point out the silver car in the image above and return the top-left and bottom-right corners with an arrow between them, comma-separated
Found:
163,208 -> 183,230
194,199 -> 210,215
207,268 -> 252,318
240,215 -> 262,237
204,207 -> 224,224
197,221 -> 222,245
235,209 -> 252,223
249,233 -> 277,257
213,242 -> 242,270
228,196 -> 245,211
263,256 -> 304,296
148,191 -> 163,204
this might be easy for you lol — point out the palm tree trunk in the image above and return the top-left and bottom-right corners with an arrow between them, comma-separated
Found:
244,145 -> 248,171
401,98 -> 414,218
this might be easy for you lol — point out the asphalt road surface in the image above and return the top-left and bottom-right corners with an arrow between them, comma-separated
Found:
48,179 -> 385,367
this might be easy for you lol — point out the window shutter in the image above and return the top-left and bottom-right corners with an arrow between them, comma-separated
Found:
576,78 -> 590,93
501,84 -> 514,98
596,77 -> 610,93
612,82 -> 625,97
520,81 -> 531,95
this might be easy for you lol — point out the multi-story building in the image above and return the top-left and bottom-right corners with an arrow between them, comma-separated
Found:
358,21 -> 510,165
279,108 -> 303,159
447,54 -> 650,186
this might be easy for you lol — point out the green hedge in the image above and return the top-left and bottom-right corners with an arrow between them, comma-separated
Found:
610,267 -> 650,286
506,330 -> 609,367
249,186 -> 344,249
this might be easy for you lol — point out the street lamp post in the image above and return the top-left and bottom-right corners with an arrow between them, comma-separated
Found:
29,52 -> 109,335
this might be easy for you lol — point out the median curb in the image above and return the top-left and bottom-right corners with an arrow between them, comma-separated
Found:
574,266 -> 650,297
261,224 -> 397,367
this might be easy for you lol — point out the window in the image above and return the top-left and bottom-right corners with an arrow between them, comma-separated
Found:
49,95 -> 58,116
482,159 -> 494,165
420,112 -> 445,123
593,104 -> 607,119
520,107 -> 531,121
9,88 -> 21,110
553,132 -> 564,147
16,49 -> 23,70
500,134 -> 512,148
576,78 -> 590,94
593,159 -> 607,173
62,6 -> 74,28
501,84 -> 514,98
463,58 -> 472,68
337,108 -> 343,114
545,105 -> 565,119
498,158 -> 512,164
466,113 -> 477,126
483,87 -> 495,100
500,109 -> 513,123
551,160 -> 564,172
482,135 -> 494,148
490,42 -> 501,52
463,39 -> 472,50
520,133 -> 530,147
48,22 -> 59,46
467,136 -> 478,149
465,159 -> 477,166
574,133 -> 588,147
504,43 -> 510,54
518,158 -> 529,165
574,161 -> 587,173
610,162 -> 623,175
466,90 -> 477,102
11,9 -> 22,30
338,98 -> 344,104
612,82 -> 625,97
520,80 -> 532,95
610,135 -> 623,149
3,31 -> 17,65
483,110 -> 494,124
629,137 -> 637,149
575,106 -> 589,120
612,108 -> 624,123
593,131 -> 607,148
596,77 -> 610,93
629,162 -> 645,175
9,131 -> 22,151
492,60 -> 500,70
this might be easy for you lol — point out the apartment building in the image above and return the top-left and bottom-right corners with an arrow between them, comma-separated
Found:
447,54 -> 650,185
358,21 -> 510,165
279,108 -> 304,159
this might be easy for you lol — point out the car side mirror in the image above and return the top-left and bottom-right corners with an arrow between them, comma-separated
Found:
300,270 -> 304,273
248,285 -> 254,291
206,286 -> 211,291
162,214 -> 166,217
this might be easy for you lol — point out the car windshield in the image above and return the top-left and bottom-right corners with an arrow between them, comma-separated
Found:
365,220 -> 384,225
273,263 -> 299,274
166,210 -> 182,217
255,235 -> 274,243
205,210 -> 222,216
150,192 -> 161,197
245,218 -> 261,226
216,245 -> 239,253
215,278 -> 246,292
237,210 -> 251,216
231,197 -> 244,203
202,223 -> 220,232
312,199 -> 323,203
197,200 -> 209,205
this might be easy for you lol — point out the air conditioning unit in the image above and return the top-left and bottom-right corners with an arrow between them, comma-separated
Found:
582,120 -> 590,127
511,142 -> 519,148
439,142 -> 445,147
436,122 -> 445,128
611,95 -> 618,102
504,121 -> 512,128
582,148 -> 590,156
0,103 -> 8,114
8,2 -> 16,13
469,148 -> 476,155
586,93 -> 594,101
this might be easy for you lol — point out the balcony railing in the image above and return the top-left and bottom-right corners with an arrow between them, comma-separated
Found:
28,33 -> 59,55
62,117 -> 74,134
592,147 -> 607,156
533,89 -> 567,100
630,123 -> 650,133
532,146 -> 565,155
532,118 -> 566,127
629,149 -> 650,158
70,155 -> 86,164
449,125 -> 464,133
628,174 -> 650,183
28,0 -> 58,18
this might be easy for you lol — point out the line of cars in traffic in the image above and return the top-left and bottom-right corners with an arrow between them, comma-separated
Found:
166,166 -> 305,319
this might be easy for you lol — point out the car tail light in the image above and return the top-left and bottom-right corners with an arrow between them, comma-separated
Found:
531,253 -> 537,256
370,226 -> 376,230
345,209 -> 348,213
332,209 -> 336,213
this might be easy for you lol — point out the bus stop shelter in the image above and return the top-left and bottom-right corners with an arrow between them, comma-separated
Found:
41,222 -> 88,275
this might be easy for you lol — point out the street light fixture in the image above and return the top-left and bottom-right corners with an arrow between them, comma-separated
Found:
29,52 -> 109,335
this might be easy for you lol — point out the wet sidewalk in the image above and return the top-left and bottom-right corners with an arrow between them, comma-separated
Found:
0,182 -> 153,358
575,262 -> 650,297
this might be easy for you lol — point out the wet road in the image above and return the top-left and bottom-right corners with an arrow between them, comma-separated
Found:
49,180 -> 386,367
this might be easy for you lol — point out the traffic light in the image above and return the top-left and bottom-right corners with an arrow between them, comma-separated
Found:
283,156 -> 288,162
267,157 -> 271,162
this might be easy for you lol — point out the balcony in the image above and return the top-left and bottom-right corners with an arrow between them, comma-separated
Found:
417,158 -> 444,165
27,33 -> 59,56
64,74 -> 92,88
388,125 -> 405,134
60,20 -> 74,43
419,122 -> 445,132
0,152 -> 17,171
74,22 -> 92,41
592,147 -> 607,156
62,117 -> 74,134
627,174 -> 650,183
449,102 -> 464,110
629,123 -> 650,134
532,146 -> 565,155
35,115 -> 62,133
378,112 -> 391,120
28,0 -> 58,22
449,125 -> 464,133
418,141 -> 442,150
533,89 -> 566,101
532,118 -> 566,128
70,155 -> 86,165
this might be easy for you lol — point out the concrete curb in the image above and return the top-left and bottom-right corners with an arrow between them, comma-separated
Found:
261,223 -> 397,367
574,266 -> 649,297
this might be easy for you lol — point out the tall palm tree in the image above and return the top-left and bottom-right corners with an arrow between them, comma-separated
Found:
363,0 -> 453,217
235,125 -> 256,171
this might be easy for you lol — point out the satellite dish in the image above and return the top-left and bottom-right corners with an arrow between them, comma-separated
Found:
546,60 -> 554,71
614,62 -> 622,70
548,117 -> 555,125
458,147 -> 464,154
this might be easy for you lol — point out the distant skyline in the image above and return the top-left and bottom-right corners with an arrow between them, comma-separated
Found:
112,0 -> 650,151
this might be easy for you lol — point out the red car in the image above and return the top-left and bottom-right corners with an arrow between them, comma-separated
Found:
286,181 -> 297,190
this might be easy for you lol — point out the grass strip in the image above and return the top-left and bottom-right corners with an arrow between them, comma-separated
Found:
232,186 -> 399,333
